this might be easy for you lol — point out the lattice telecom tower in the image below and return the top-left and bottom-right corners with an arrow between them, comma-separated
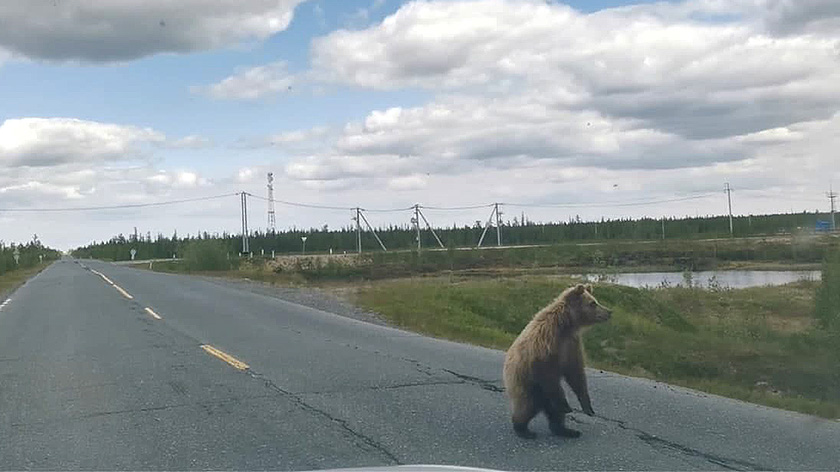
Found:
267,172 -> 276,232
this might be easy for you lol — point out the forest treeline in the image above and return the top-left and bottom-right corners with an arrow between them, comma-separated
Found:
71,211 -> 835,261
0,235 -> 62,276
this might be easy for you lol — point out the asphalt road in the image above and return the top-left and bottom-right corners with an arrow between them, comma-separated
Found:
1,260 -> 838,470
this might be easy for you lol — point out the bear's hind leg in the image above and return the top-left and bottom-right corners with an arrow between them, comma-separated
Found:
549,414 -> 581,438
511,393 -> 538,439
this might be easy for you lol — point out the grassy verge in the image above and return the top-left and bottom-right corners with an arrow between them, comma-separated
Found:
0,263 -> 51,299
131,259 -> 311,287
352,276 -> 840,419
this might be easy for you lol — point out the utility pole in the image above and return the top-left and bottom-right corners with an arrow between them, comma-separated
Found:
829,184 -> 837,231
240,192 -> 250,254
354,207 -> 362,254
267,172 -> 276,232
477,203 -> 504,248
495,203 -> 503,246
413,204 -> 421,251
725,182 -> 734,237
661,217 -> 665,240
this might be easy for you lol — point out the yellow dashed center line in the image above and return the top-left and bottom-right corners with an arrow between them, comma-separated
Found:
113,284 -> 134,300
200,344 -> 250,371
144,307 -> 162,320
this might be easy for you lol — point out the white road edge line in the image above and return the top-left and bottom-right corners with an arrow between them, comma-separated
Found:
90,269 -> 114,285
113,284 -> 133,300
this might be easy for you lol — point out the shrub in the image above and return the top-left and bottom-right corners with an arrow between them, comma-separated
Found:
814,246 -> 840,331
180,239 -> 232,271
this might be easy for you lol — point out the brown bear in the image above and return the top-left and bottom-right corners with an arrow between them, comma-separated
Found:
502,283 -> 612,439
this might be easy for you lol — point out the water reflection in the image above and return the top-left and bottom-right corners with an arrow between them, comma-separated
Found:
584,270 -> 821,289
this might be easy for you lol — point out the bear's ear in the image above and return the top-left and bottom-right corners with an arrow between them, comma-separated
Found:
574,284 -> 586,295
585,283 -> 593,293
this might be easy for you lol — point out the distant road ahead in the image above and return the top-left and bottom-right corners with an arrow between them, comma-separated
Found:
0,260 -> 838,470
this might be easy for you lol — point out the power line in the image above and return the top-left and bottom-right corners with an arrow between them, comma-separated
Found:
420,203 -> 495,211
0,189 -> 821,217
0,193 -> 240,213
358,205 -> 416,213
246,193 -> 414,213
245,193 -> 352,211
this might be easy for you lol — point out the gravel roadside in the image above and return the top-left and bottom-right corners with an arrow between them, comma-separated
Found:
197,275 -> 391,327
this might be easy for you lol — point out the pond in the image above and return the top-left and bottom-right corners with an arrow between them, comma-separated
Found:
583,270 -> 822,289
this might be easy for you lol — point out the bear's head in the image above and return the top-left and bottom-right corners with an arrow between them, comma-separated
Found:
565,283 -> 612,327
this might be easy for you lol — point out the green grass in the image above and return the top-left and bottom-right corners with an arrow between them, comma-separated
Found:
353,276 -> 840,419
0,263 -> 51,299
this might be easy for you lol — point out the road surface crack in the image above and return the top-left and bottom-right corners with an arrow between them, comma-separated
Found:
11,396 -> 274,428
246,369 -> 401,465
303,379 -> 466,395
443,369 -> 504,393
398,357 -> 437,377
586,413 -> 772,471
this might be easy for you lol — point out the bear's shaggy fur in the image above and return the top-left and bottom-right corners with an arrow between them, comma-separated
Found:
502,283 -> 612,439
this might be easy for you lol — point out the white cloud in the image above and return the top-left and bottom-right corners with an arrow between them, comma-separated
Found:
269,126 -> 330,145
237,167 -> 257,183
268,0 -> 836,205
0,163 -> 214,212
0,118 -> 164,168
0,181 -> 86,201
387,174 -> 427,191
285,154 -> 425,181
286,94 -> 740,180
646,0 -> 840,36
147,170 -> 208,188
761,0 -> 840,35
170,135 -> 212,149
312,0 -> 840,140
193,61 -> 295,100
0,0 -> 306,62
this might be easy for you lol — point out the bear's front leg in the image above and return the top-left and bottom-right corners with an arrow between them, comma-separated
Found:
566,358 -> 595,416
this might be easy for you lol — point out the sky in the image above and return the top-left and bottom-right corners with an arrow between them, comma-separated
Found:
1,0 -> 839,250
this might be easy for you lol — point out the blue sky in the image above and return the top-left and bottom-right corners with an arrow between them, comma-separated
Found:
1,0 -> 838,249
2,2 -> 421,131
1,0 -> 645,160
